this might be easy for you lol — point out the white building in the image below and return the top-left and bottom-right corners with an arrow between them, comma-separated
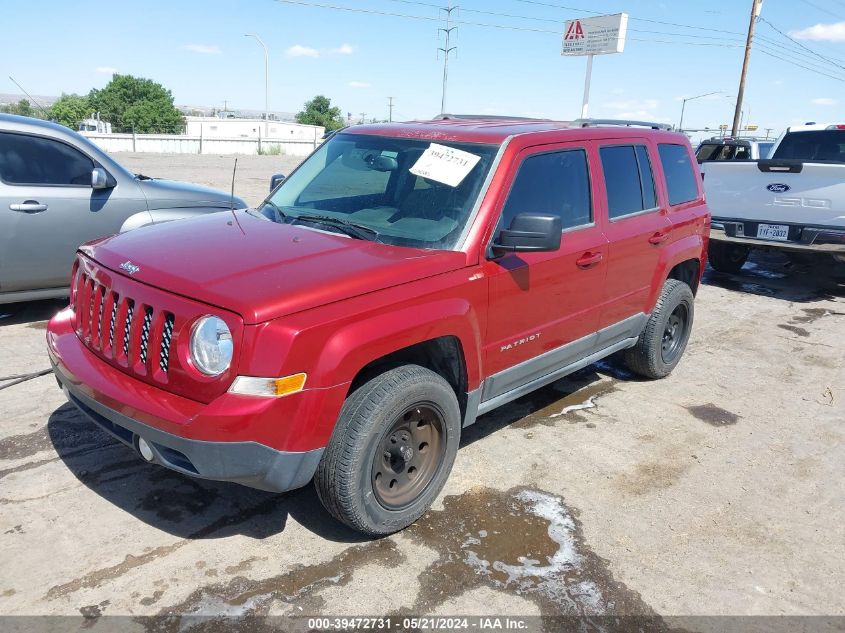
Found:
184,116 -> 324,141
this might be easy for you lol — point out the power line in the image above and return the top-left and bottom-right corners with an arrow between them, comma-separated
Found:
795,0 -> 843,19
758,16 -> 845,71
756,48 -> 845,82
389,0 -> 845,67
275,0 -> 845,78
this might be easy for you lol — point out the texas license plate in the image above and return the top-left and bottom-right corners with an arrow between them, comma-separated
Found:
756,223 -> 789,241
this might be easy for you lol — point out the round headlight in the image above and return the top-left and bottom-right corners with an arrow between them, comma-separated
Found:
190,316 -> 233,376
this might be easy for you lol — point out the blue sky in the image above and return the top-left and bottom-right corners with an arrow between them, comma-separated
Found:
3,0 -> 844,137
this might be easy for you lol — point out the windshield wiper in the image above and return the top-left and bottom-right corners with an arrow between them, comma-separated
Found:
293,214 -> 380,242
135,173 -> 153,180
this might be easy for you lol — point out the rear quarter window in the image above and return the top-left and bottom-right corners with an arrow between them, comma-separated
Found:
658,143 -> 699,206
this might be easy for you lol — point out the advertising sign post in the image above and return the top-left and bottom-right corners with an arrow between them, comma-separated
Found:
562,13 -> 628,118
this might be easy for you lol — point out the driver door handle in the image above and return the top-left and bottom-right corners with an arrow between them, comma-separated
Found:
649,231 -> 670,245
576,251 -> 603,269
10,201 -> 48,213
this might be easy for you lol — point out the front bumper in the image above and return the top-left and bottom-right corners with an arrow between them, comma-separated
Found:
54,363 -> 322,491
46,308 -> 340,493
710,218 -> 845,257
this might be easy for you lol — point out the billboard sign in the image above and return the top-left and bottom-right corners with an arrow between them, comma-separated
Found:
562,13 -> 628,56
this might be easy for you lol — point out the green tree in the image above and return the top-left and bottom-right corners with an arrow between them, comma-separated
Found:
88,74 -> 184,133
49,93 -> 91,129
296,95 -> 344,131
1,99 -> 40,118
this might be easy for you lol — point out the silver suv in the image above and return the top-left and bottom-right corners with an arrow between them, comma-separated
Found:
0,114 -> 246,304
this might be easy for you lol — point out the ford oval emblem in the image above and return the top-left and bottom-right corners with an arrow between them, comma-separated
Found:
767,183 -> 790,193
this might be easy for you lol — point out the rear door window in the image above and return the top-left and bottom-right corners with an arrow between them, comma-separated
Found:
772,129 -> 845,162
599,144 -> 657,219
500,148 -> 592,231
658,143 -> 699,206
0,132 -> 94,186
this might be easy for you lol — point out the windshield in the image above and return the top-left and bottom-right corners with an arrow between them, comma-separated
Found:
772,129 -> 845,162
261,133 -> 499,250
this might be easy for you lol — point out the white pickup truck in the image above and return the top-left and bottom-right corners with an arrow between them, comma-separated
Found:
702,123 -> 845,273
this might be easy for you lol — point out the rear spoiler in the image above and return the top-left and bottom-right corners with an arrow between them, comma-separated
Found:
757,159 -> 803,174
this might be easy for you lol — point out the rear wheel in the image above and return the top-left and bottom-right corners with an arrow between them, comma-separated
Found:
708,241 -> 750,274
314,365 -> 460,536
624,279 -> 694,379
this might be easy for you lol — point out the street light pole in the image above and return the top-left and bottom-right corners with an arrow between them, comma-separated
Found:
245,34 -> 269,137
679,91 -> 721,132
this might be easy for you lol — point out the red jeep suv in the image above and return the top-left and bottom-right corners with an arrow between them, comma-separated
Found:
47,117 -> 709,535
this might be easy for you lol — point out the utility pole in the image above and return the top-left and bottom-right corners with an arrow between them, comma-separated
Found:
359,112 -> 366,124
732,0 -> 763,136
438,5 -> 458,115
387,97 -> 394,122
245,34 -> 270,137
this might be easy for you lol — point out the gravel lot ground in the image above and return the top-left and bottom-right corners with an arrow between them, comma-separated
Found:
115,152 -> 304,208
1,153 -> 843,630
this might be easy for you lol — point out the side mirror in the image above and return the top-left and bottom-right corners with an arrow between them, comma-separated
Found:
491,213 -> 562,257
270,173 -> 286,191
91,167 -> 114,189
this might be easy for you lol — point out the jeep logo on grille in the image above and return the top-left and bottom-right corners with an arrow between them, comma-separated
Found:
120,261 -> 140,275
766,183 -> 790,193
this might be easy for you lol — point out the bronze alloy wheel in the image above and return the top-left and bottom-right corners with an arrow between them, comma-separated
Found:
661,303 -> 689,364
371,404 -> 445,510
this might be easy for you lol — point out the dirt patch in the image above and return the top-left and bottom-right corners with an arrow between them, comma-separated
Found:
617,461 -> 691,496
45,495 -> 284,600
686,404 -> 741,427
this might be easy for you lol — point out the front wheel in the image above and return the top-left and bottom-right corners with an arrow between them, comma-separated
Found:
624,279 -> 694,379
314,365 -> 461,536
708,241 -> 750,274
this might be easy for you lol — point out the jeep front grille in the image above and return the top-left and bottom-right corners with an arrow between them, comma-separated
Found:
73,270 -> 175,376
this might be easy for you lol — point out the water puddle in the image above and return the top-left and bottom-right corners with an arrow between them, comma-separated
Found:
778,324 -> 810,338
143,488 -> 667,630
686,404 -> 740,426
790,307 -> 845,324
513,377 -> 618,429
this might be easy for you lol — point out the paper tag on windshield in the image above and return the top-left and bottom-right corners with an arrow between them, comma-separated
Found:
410,143 -> 481,187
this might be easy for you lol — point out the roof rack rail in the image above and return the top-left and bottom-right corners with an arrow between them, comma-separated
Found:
433,113 -> 552,121
572,118 -> 672,131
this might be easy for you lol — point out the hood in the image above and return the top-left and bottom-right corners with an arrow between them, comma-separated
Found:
80,211 -> 467,323
137,177 -> 247,210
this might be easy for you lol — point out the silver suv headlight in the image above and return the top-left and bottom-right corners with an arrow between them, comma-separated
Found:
190,316 -> 233,376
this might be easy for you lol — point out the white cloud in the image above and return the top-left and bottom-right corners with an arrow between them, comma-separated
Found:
286,43 -> 356,58
812,97 -> 838,106
789,21 -> 845,42
183,43 -> 221,54
285,44 -> 320,58
95,66 -> 118,74
348,81 -> 372,88
331,43 -> 355,55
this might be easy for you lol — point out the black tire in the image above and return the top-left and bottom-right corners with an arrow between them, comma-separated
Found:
708,241 -> 750,274
314,365 -> 461,536
624,279 -> 694,379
